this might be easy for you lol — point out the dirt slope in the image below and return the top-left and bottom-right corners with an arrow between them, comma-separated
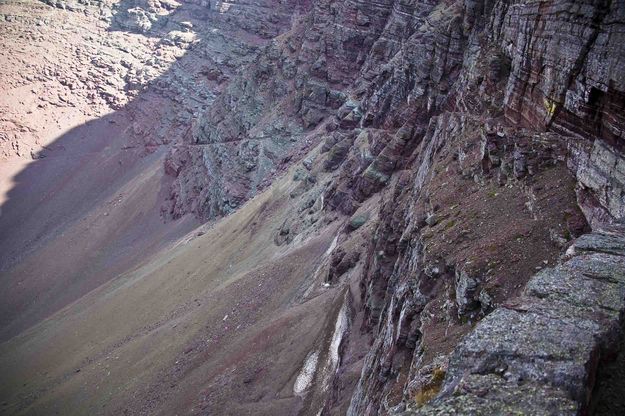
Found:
2,0 -> 625,415
1,1 -> 353,414
0,168 -> 348,415
0,0 -> 294,341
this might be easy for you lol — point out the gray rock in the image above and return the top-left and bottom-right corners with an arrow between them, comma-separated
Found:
455,269 -> 480,317
569,140 -> 625,226
348,213 -> 370,231
406,225 -> 625,415
410,374 -> 578,416
425,214 -> 438,227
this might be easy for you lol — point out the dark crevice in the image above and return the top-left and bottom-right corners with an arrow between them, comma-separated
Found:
590,321 -> 625,415
548,0 -> 612,130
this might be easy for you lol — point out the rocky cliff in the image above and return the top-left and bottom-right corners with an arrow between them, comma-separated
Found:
1,0 -> 625,414
169,0 -> 625,413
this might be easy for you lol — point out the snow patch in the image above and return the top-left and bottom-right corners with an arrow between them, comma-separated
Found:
329,303 -> 347,369
294,351 -> 319,395
324,234 -> 339,258
311,233 -> 339,285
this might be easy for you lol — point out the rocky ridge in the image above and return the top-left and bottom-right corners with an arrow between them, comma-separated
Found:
1,0 -> 625,414
409,223 -> 625,415
152,0 -> 625,412
180,0 -> 625,413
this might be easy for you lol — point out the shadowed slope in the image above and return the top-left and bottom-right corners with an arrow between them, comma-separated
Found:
0,0 -> 296,341
0,169 -> 346,415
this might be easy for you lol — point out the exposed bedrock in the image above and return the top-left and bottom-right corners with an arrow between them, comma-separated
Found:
2,0 -> 625,414
409,224 -> 625,415
162,0 -> 625,413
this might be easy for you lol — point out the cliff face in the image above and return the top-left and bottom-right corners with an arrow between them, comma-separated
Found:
1,0 -> 625,414
164,0 -> 625,413
343,1 -> 625,414
123,0 -> 625,415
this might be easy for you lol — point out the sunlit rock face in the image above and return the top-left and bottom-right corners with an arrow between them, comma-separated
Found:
1,0 -> 625,415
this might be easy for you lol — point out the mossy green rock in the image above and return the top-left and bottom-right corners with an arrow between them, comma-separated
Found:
349,213 -> 370,230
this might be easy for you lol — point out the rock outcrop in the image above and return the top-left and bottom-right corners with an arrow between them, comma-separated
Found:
158,0 -> 625,413
2,0 -> 625,414
409,224 -> 625,415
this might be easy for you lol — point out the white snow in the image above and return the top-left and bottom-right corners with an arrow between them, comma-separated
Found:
294,351 -> 319,395
324,234 -> 339,257
329,303 -> 347,369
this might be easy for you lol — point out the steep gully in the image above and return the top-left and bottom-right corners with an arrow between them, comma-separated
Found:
1,0 -> 625,415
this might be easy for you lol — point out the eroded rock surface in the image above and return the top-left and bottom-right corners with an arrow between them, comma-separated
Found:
409,224 -> 625,415
2,0 -> 625,414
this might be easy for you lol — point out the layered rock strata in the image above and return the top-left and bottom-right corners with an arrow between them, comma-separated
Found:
2,0 -> 625,414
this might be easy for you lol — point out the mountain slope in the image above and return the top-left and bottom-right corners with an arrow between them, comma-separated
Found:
0,167 -> 351,415
1,0 -> 625,415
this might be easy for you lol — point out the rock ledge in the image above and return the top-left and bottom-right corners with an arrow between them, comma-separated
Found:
410,224 -> 625,415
